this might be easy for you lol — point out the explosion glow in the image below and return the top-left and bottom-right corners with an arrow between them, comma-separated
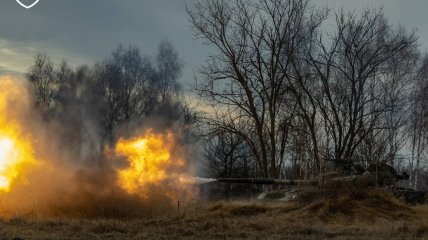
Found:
0,137 -> 29,191
114,129 -> 188,198
0,78 -> 36,192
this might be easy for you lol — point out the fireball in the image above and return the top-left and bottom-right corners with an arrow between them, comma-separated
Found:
114,129 -> 187,198
0,136 -> 33,191
0,77 -> 36,192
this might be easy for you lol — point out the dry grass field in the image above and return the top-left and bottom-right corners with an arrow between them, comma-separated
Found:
1,189 -> 428,240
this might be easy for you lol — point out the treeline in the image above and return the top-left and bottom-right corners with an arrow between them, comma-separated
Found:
188,0 -> 428,190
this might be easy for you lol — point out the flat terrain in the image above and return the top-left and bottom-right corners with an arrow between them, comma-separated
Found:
1,191 -> 428,240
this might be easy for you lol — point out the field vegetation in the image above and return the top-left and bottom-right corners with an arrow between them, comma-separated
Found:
2,188 -> 428,240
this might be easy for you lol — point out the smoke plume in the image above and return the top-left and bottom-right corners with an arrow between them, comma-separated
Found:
0,75 -> 197,218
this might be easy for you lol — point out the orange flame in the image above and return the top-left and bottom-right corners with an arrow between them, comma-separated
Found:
114,129 -> 190,199
0,77 -> 36,192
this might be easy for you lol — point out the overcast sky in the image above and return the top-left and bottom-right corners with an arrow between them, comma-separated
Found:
1,0 -> 428,89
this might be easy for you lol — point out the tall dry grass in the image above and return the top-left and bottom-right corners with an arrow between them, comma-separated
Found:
1,187 -> 428,239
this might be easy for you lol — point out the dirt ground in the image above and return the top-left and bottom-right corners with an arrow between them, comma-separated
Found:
2,190 -> 428,240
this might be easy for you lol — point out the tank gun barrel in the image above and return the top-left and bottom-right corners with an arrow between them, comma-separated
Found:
216,178 -> 318,185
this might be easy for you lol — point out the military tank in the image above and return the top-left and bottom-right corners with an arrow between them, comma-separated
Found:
217,163 -> 409,186
210,163 -> 412,201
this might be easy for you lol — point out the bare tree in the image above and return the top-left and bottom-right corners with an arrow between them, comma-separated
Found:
188,0 -> 326,178
296,9 -> 418,171
56,60 -> 74,87
155,40 -> 183,101
205,131 -> 253,178
95,43 -> 184,137
95,45 -> 157,134
27,53 -> 56,113
410,54 -> 428,189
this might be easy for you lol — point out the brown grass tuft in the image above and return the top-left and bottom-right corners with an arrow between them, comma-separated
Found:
297,183 -> 414,223
229,205 -> 267,216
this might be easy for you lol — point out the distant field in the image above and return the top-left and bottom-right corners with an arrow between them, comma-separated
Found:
2,192 -> 428,240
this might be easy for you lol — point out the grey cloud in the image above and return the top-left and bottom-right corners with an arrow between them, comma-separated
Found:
0,0 -> 427,88
0,0 -> 209,85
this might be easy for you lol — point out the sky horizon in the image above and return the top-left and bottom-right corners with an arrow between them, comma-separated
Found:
1,0 -> 427,90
